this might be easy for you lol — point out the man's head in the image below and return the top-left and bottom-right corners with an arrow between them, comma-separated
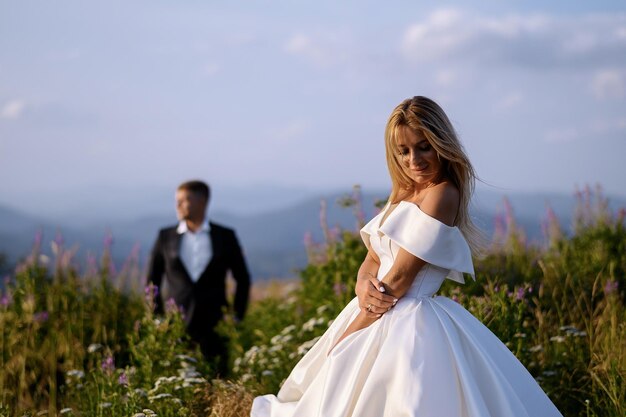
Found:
176,180 -> 210,223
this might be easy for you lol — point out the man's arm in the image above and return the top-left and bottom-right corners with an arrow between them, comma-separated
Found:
230,231 -> 250,321
146,231 -> 165,314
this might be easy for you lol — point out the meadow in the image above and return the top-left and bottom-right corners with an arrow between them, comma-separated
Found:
0,185 -> 624,417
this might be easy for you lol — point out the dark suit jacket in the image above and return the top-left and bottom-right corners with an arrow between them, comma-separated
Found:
146,222 -> 250,339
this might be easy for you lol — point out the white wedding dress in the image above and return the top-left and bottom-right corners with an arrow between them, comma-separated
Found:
251,201 -> 563,417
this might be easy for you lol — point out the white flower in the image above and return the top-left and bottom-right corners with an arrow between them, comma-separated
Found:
99,402 -> 112,408
529,344 -> 543,353
559,325 -> 578,333
302,318 -> 318,332
149,393 -> 173,401
60,408 -> 72,415
297,336 -> 321,355
175,354 -> 197,363
513,332 -> 526,338
316,305 -> 330,315
87,343 -> 102,353
269,344 -> 284,353
281,325 -> 297,335
550,336 -> 566,343
142,409 -> 157,417
183,377 -> 206,384
134,388 -> 148,397
261,370 -> 274,376
66,370 -> 85,379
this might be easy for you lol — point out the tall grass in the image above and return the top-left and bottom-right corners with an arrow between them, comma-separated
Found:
0,184 -> 624,416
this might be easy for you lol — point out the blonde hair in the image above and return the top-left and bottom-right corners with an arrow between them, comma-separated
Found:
384,96 -> 485,256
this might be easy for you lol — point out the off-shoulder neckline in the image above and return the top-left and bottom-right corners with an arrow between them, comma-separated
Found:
379,200 -> 457,230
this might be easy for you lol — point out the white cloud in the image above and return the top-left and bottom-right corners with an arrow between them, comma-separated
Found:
434,69 -> 457,87
283,31 -> 355,70
544,117 -> 626,143
268,119 -> 310,144
203,62 -> 220,76
591,69 -> 625,100
544,127 -> 580,143
284,34 -> 333,68
495,92 -> 524,111
402,9 -> 626,69
1,100 -> 25,119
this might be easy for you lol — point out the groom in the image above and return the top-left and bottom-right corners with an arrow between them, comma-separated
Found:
147,180 -> 250,374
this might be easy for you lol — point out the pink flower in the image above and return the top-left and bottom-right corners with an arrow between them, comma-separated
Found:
604,280 -> 619,295
34,311 -> 49,323
101,356 -> 115,374
118,372 -> 128,386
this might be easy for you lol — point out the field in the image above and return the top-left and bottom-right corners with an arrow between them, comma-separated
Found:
1,186 -> 624,417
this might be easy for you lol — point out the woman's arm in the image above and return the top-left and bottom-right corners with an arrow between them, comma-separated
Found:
327,249 -> 425,355
328,184 -> 459,355
355,250 -> 397,317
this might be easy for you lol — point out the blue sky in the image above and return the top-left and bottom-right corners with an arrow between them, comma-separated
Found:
1,0 -> 625,211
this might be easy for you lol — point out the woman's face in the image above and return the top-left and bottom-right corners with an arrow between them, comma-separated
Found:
395,125 -> 443,188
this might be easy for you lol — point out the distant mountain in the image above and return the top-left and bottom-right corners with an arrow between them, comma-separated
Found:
1,187 -> 624,281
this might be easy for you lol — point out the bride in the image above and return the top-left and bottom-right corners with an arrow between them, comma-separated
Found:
251,96 -> 563,417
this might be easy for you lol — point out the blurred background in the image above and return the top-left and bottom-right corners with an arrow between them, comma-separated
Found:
1,0 -> 625,280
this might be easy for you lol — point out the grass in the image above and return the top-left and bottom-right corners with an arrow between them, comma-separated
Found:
0,184 -> 624,416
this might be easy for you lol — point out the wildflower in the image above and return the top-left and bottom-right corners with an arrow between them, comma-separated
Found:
262,370 -> 274,376
281,325 -> 297,335
149,393 -> 173,401
99,402 -> 112,408
297,336 -> 321,356
183,377 -> 205,385
604,280 -> 619,295
303,231 -> 313,249
333,282 -> 347,296
134,388 -> 148,397
513,332 -> 526,338
103,231 -> 113,249
0,293 -> 12,307
59,408 -> 72,414
34,311 -> 49,323
515,287 -> 525,301
165,297 -> 180,314
550,336 -> 566,343
175,354 -> 197,363
66,369 -> 85,379
143,409 -> 158,417
118,372 -> 129,386
87,343 -> 102,353
145,283 -> 159,309
529,344 -> 543,353
101,356 -> 115,374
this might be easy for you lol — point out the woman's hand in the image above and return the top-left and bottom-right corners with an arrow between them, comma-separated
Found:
355,272 -> 397,318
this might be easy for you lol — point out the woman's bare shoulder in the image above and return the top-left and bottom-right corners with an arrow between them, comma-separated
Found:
419,182 -> 460,226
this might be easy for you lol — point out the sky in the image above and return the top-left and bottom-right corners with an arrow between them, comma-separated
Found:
1,0 -> 625,214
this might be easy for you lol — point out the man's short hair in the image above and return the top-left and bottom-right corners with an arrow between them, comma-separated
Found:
178,180 -> 210,203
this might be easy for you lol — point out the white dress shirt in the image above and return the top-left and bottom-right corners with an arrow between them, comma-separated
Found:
177,219 -> 212,282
